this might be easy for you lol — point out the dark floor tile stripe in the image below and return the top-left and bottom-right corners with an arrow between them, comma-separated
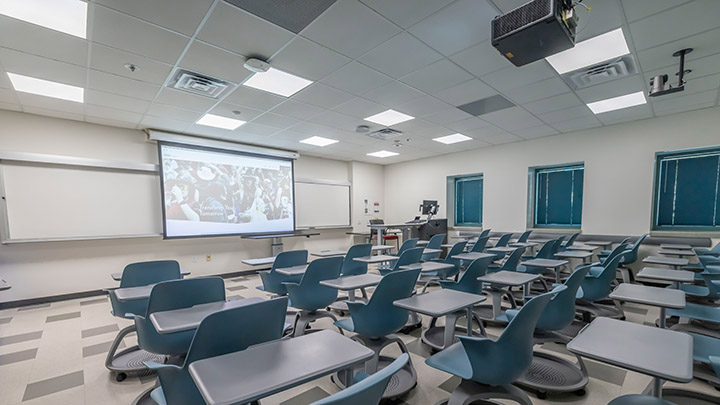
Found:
22,370 -> 84,401
0,348 -> 37,366
17,303 -> 50,311
46,311 -> 81,323
226,285 -> 247,291
80,298 -> 108,306
279,386 -> 330,405
0,331 -> 43,346
81,324 -> 119,339
0,317 -> 11,324
83,340 -> 125,357
229,277 -> 248,283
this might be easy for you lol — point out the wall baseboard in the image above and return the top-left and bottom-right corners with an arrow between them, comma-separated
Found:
0,269 -> 263,310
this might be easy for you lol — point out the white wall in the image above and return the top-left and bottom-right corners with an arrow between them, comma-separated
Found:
350,161 -> 385,233
384,106 -> 720,237
0,111 -> 373,303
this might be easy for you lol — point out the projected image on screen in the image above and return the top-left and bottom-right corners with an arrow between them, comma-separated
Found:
159,143 -> 294,238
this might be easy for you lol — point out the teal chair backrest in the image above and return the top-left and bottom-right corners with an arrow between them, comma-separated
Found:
517,230 -> 532,243
285,256 -> 343,311
347,268 -> 422,339
395,238 -> 419,256
603,243 -> 629,264
535,267 -> 589,331
155,297 -> 288,405
272,250 -> 308,272
341,244 -> 372,276
699,273 -> 720,300
534,240 -> 555,259
579,253 -> 625,301
440,257 -> 495,294
443,241 -> 468,265
495,233 -> 512,247
390,247 -> 424,271
498,248 -> 524,271
459,288 -> 556,386
259,250 -> 308,294
622,234 -> 648,264
479,229 -> 491,238
119,260 -> 181,288
564,232 -> 580,248
551,237 -> 565,256
312,354 -> 410,405
135,277 -> 226,356
470,236 -> 489,253
426,234 -> 446,249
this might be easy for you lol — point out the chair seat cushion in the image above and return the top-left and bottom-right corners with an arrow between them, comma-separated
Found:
150,387 -> 167,405
690,333 -> 720,365
334,318 -> 355,333
679,284 -> 710,297
425,342 -> 473,379
608,394 -> 674,405
666,303 -> 720,323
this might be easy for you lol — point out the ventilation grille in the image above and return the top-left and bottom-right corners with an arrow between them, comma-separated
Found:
492,0 -> 553,38
167,69 -> 230,99
367,128 -> 403,141
562,54 -> 638,90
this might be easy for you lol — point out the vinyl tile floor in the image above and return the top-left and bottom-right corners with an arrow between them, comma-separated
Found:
1,273 -> 718,405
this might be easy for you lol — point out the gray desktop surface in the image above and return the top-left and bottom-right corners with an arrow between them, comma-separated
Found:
508,242 -> 538,248
242,257 -> 276,266
371,245 -> 395,251
487,246 -> 520,254
554,251 -> 593,259
353,255 -> 400,264
320,274 -> 383,290
584,241 -> 613,247
274,265 -> 308,276
114,285 -> 154,301
150,298 -> 263,334
643,256 -> 689,267
477,270 -> 540,286
567,317 -> 693,383
452,252 -> 497,261
660,243 -> 693,250
657,248 -> 695,256
399,261 -> 455,273
423,248 -> 442,255
566,245 -> 599,252
189,330 -> 374,405
393,289 -> 486,317
609,284 -> 686,309
311,250 -> 347,257
520,258 -> 568,268
637,267 -> 695,283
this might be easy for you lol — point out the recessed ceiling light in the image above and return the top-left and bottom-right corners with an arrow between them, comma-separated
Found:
433,133 -> 472,145
300,136 -> 338,147
7,73 -> 84,102
196,113 -> 246,130
242,67 -> 313,97
546,28 -> 630,74
364,110 -> 414,127
0,0 -> 87,38
586,91 -> 647,114
367,150 -> 399,158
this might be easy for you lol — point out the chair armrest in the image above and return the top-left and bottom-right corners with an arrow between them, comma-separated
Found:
144,361 -> 181,371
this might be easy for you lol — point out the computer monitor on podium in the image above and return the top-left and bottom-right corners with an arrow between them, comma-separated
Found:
420,200 -> 439,218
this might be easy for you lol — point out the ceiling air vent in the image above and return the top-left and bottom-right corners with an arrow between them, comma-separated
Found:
561,54 -> 639,90
167,69 -> 231,98
367,128 -> 403,141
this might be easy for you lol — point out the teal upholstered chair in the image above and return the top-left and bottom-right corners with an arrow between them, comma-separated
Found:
284,256 -> 344,336
479,229 -> 491,238
617,234 -> 648,283
560,232 -> 580,251
515,230 -> 532,243
146,297 -> 288,405
489,247 -> 524,273
696,242 -> 720,257
378,247 -> 424,276
425,288 -> 557,405
421,233 -> 446,261
341,244 -> 373,277
312,354 -> 410,405
597,237 -> 631,260
257,250 -> 307,295
588,243 -> 629,276
493,233 -> 513,248
521,239 -> 555,261
419,241 -> 467,292
378,239 -> 417,272
677,272 -> 720,301
575,253 -> 627,321
469,236 -> 490,253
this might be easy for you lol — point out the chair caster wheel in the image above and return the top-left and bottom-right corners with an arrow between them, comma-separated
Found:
536,391 -> 547,399
115,373 -> 127,382
574,389 -> 586,396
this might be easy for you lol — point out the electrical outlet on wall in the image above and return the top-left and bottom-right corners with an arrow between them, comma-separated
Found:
206,254 -> 211,262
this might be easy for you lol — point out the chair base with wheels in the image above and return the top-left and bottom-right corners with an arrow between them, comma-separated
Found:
421,310 -> 485,351
105,324 -> 165,382
130,380 -> 159,405
575,299 -> 625,322
434,379 -> 533,405
332,334 -> 417,400
660,388 -> 720,404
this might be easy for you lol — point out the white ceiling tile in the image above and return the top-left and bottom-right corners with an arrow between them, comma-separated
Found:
400,59 -> 474,94
22,106 -> 84,122
0,48 -> 87,87
671,73 -> 720,97
629,0 -> 720,51
140,115 -> 191,132
310,110 -> 367,131
538,105 -> 594,124
15,93 -> 84,114
290,121 -> 355,139
596,104 -> 654,125
424,108 -> 473,125
635,27 -> 720,73
513,125 -> 560,139
224,86 -> 285,110
0,101 -> 23,112
92,6 -> 189,64
550,116 -> 603,133
621,0 -> 691,22
320,62 -> 393,95
84,104 -> 143,124
359,0 -> 454,29
85,90 -> 150,114
0,15 -> 88,66
146,103 -> 202,122
408,0 -> 497,56
221,132 -> 269,145
250,112 -> 301,129
196,1 -> 293,58
654,100 -> 716,117
154,88 -> 218,111
272,129 -> 314,142
332,97 -> 386,118
239,122 -> 279,136
208,103 -> 263,121
481,106 -> 544,131
480,62 -> 556,92
434,79 -> 496,106
85,115 -> 141,129
301,0 -> 402,58
391,118 -> 443,135
0,70 -> 11,89
88,70 -> 161,101
359,32 -> 443,78
574,75 -> 646,103
183,123 -> 235,139
95,0 -> 213,36
523,93 -> 583,115
444,117 -> 491,132
362,81 -> 425,106
269,100 -> 326,120
504,77 -> 570,105
573,0 -> 624,42
449,40 -> 510,78
482,132 -> 523,145
292,83 -> 354,109
270,37 -> 350,82
651,88 -> 718,114
0,88 -> 17,103
89,44 -> 173,85
178,41 -> 251,84
396,96 -> 453,118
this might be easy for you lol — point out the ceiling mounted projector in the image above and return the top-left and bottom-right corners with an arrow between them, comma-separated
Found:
649,48 -> 692,98
243,58 -> 270,73
491,0 -> 578,67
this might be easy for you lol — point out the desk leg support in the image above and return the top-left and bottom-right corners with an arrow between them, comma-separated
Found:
343,367 -> 354,388
466,307 -> 473,337
653,377 -> 663,398
348,290 -> 356,303
659,307 -> 667,329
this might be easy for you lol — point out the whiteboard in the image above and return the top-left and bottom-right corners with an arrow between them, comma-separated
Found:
295,180 -> 350,229
1,161 -> 161,241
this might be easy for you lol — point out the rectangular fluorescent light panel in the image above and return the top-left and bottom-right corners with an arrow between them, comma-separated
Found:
546,28 -> 629,74
364,109 -> 414,126
242,67 -> 313,97
586,91 -> 646,114
434,133 -> 472,145
367,150 -> 398,158
196,113 -> 246,130
0,0 -> 87,38
300,136 -> 338,147
7,73 -> 84,102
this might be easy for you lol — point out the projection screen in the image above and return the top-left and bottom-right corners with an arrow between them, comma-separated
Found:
158,142 -> 295,238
